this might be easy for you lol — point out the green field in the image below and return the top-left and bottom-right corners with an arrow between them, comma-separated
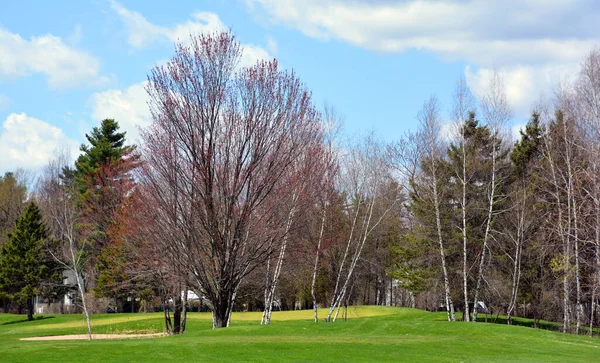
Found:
1,306 -> 599,362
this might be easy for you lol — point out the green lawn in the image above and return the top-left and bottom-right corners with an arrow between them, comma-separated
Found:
1,306 -> 599,362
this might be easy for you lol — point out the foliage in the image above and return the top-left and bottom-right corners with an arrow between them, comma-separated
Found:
0,202 -> 56,320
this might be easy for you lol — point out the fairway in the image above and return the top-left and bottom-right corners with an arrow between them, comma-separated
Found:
1,307 -> 599,362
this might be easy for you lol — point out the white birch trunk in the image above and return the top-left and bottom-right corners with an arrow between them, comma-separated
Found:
472,138 -> 496,323
433,168 -> 455,322
507,188 -> 525,325
311,208 -> 326,323
461,129 -> 470,322
325,197 -> 362,322
327,196 -> 377,322
262,194 -> 298,324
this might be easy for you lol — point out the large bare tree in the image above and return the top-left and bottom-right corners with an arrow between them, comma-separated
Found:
139,31 -> 327,328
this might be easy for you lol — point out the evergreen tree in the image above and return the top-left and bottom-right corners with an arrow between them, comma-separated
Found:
74,119 -> 138,308
506,112 -> 545,324
0,202 -> 53,321
74,118 -> 135,195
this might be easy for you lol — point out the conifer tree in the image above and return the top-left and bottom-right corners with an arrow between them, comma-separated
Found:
0,202 -> 52,321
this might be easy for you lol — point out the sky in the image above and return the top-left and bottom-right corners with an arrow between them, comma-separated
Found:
1,0 -> 598,174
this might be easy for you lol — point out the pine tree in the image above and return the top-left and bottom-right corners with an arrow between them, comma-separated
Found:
0,202 -> 52,321
74,119 -> 138,308
75,119 -> 133,179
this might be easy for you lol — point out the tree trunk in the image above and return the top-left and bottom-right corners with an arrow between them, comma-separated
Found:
163,296 -> 172,334
507,188 -> 525,325
326,197 -> 362,321
472,141 -> 497,323
326,196 -> 380,322
311,208 -> 326,323
173,292 -> 181,334
262,195 -> 297,325
432,166 -> 455,322
27,297 -> 34,321
182,287 -> 188,333
461,132 -> 470,322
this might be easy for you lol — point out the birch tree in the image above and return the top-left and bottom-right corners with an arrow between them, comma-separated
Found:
577,49 -> 600,335
450,79 -> 476,321
472,72 -> 511,322
325,134 -> 399,322
408,96 -> 456,321
37,150 -> 92,340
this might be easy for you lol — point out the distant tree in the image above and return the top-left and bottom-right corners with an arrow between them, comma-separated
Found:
0,171 -> 29,247
0,202 -> 53,321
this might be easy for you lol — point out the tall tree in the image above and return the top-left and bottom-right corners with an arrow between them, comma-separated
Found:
74,119 -> 137,305
140,31 -> 328,329
504,113 -> 544,324
37,150 -> 93,339
0,202 -> 53,321
472,72 -> 511,322
449,78 -> 476,322
410,96 -> 456,321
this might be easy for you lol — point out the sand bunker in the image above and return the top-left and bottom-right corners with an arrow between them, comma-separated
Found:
21,332 -> 166,341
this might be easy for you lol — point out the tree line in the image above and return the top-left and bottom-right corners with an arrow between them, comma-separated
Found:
1,32 -> 600,336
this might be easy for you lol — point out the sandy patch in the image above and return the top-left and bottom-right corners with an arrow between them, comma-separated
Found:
21,332 -> 166,341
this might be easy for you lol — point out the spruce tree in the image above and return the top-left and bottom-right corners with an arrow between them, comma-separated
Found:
0,202 -> 52,321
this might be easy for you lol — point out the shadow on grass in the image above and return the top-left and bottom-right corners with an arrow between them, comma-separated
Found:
1,316 -> 55,325
472,313 -> 600,335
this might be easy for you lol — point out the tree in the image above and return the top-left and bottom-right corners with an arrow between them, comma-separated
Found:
139,31 -> 328,328
0,171 -> 29,247
74,119 -> 137,306
37,150 -> 93,339
324,134 -> 399,322
0,170 -> 30,312
0,202 -> 53,321
74,119 -> 135,192
415,96 -> 456,321
448,78 -> 476,321
472,72 -> 512,322
504,113 -> 544,324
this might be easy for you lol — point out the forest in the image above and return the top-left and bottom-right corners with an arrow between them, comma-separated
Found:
2,31 -> 600,338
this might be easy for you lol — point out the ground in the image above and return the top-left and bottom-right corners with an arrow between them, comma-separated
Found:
1,306 -> 598,362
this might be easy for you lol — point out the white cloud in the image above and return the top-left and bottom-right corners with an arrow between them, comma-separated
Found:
246,0 -> 599,116
0,94 -> 9,110
110,1 -> 225,47
0,113 -> 79,172
89,82 -> 151,145
240,44 -> 273,68
111,1 -> 272,67
464,63 -> 579,117
0,28 -> 108,89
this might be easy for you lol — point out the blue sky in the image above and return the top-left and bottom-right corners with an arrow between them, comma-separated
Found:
1,0 -> 598,174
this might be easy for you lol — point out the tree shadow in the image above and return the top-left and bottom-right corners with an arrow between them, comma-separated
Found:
1,316 -> 55,325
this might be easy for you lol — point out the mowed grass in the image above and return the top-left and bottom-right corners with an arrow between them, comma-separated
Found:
1,306 -> 599,362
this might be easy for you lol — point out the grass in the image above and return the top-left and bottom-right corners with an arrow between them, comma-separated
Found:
1,306 -> 599,362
